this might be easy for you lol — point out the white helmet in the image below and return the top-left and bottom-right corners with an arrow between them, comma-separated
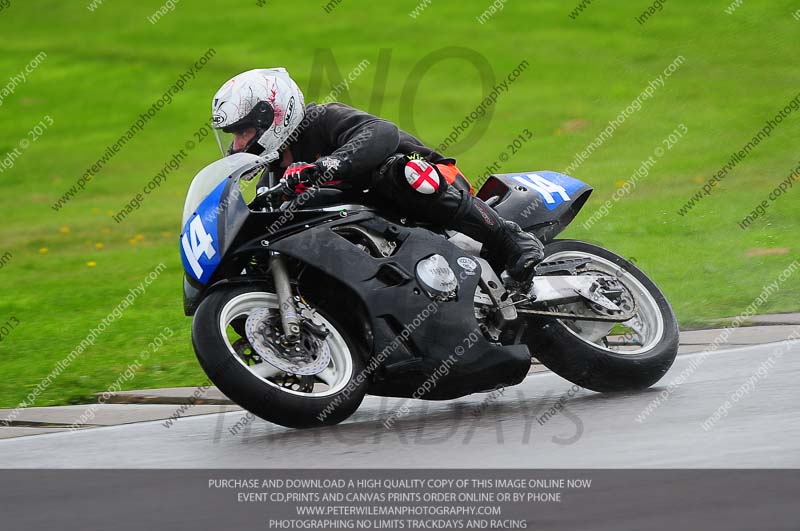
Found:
211,68 -> 305,156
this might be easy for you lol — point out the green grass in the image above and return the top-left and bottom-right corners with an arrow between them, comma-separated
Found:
0,0 -> 798,408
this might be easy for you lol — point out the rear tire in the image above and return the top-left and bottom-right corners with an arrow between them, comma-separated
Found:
192,285 -> 368,429
521,240 -> 679,392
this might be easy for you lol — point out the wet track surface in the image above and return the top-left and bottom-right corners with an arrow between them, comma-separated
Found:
1,341 -> 798,468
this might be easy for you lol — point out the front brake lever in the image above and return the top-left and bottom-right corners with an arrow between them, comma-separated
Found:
250,181 -> 288,207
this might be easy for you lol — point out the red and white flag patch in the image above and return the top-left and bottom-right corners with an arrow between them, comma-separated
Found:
404,160 -> 440,195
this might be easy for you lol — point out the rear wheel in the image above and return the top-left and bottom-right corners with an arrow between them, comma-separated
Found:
192,285 -> 368,428
520,240 -> 678,392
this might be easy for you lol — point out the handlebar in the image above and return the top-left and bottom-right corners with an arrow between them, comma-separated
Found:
256,183 -> 285,198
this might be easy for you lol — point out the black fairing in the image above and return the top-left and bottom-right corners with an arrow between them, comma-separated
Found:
268,213 -> 531,400
182,165 -> 550,399
477,172 -> 592,242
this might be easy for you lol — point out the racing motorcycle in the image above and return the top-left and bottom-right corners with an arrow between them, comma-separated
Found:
181,152 -> 678,429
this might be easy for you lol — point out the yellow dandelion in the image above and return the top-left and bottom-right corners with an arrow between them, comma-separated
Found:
95,242 -> 105,250
58,226 -> 71,234
614,180 -> 626,188
135,234 -> 145,241
87,261 -> 97,267
129,239 -> 138,245
39,247 -> 49,254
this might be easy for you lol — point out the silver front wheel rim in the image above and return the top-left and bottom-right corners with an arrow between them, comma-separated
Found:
544,251 -> 665,355
219,292 -> 354,397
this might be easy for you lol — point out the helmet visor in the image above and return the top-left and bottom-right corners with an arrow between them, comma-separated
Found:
214,125 -> 261,157
213,128 -> 235,157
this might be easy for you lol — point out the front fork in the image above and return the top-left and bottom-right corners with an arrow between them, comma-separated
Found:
270,252 -> 301,342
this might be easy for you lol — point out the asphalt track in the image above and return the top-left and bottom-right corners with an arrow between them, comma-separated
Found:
1,340 -> 798,468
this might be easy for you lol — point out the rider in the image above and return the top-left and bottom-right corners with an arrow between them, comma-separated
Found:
210,68 -> 544,283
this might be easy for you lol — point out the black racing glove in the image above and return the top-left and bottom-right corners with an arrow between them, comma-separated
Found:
314,155 -> 351,182
280,162 -> 321,198
280,156 -> 351,198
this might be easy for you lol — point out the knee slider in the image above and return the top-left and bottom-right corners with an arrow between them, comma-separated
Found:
403,158 -> 442,195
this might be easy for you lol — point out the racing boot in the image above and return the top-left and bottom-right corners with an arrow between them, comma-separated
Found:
444,189 -> 545,283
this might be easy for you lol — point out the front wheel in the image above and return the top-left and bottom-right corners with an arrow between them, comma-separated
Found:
520,240 -> 679,392
192,285 -> 368,429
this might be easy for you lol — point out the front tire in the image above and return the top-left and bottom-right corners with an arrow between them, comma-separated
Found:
521,240 -> 679,392
192,285 -> 368,429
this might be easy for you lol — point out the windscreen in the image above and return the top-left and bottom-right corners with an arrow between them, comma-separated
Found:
181,153 -> 263,226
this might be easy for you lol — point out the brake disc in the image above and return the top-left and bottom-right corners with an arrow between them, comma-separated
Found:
244,308 -> 330,376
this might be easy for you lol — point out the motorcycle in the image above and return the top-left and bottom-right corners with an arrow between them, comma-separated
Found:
180,152 -> 678,429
